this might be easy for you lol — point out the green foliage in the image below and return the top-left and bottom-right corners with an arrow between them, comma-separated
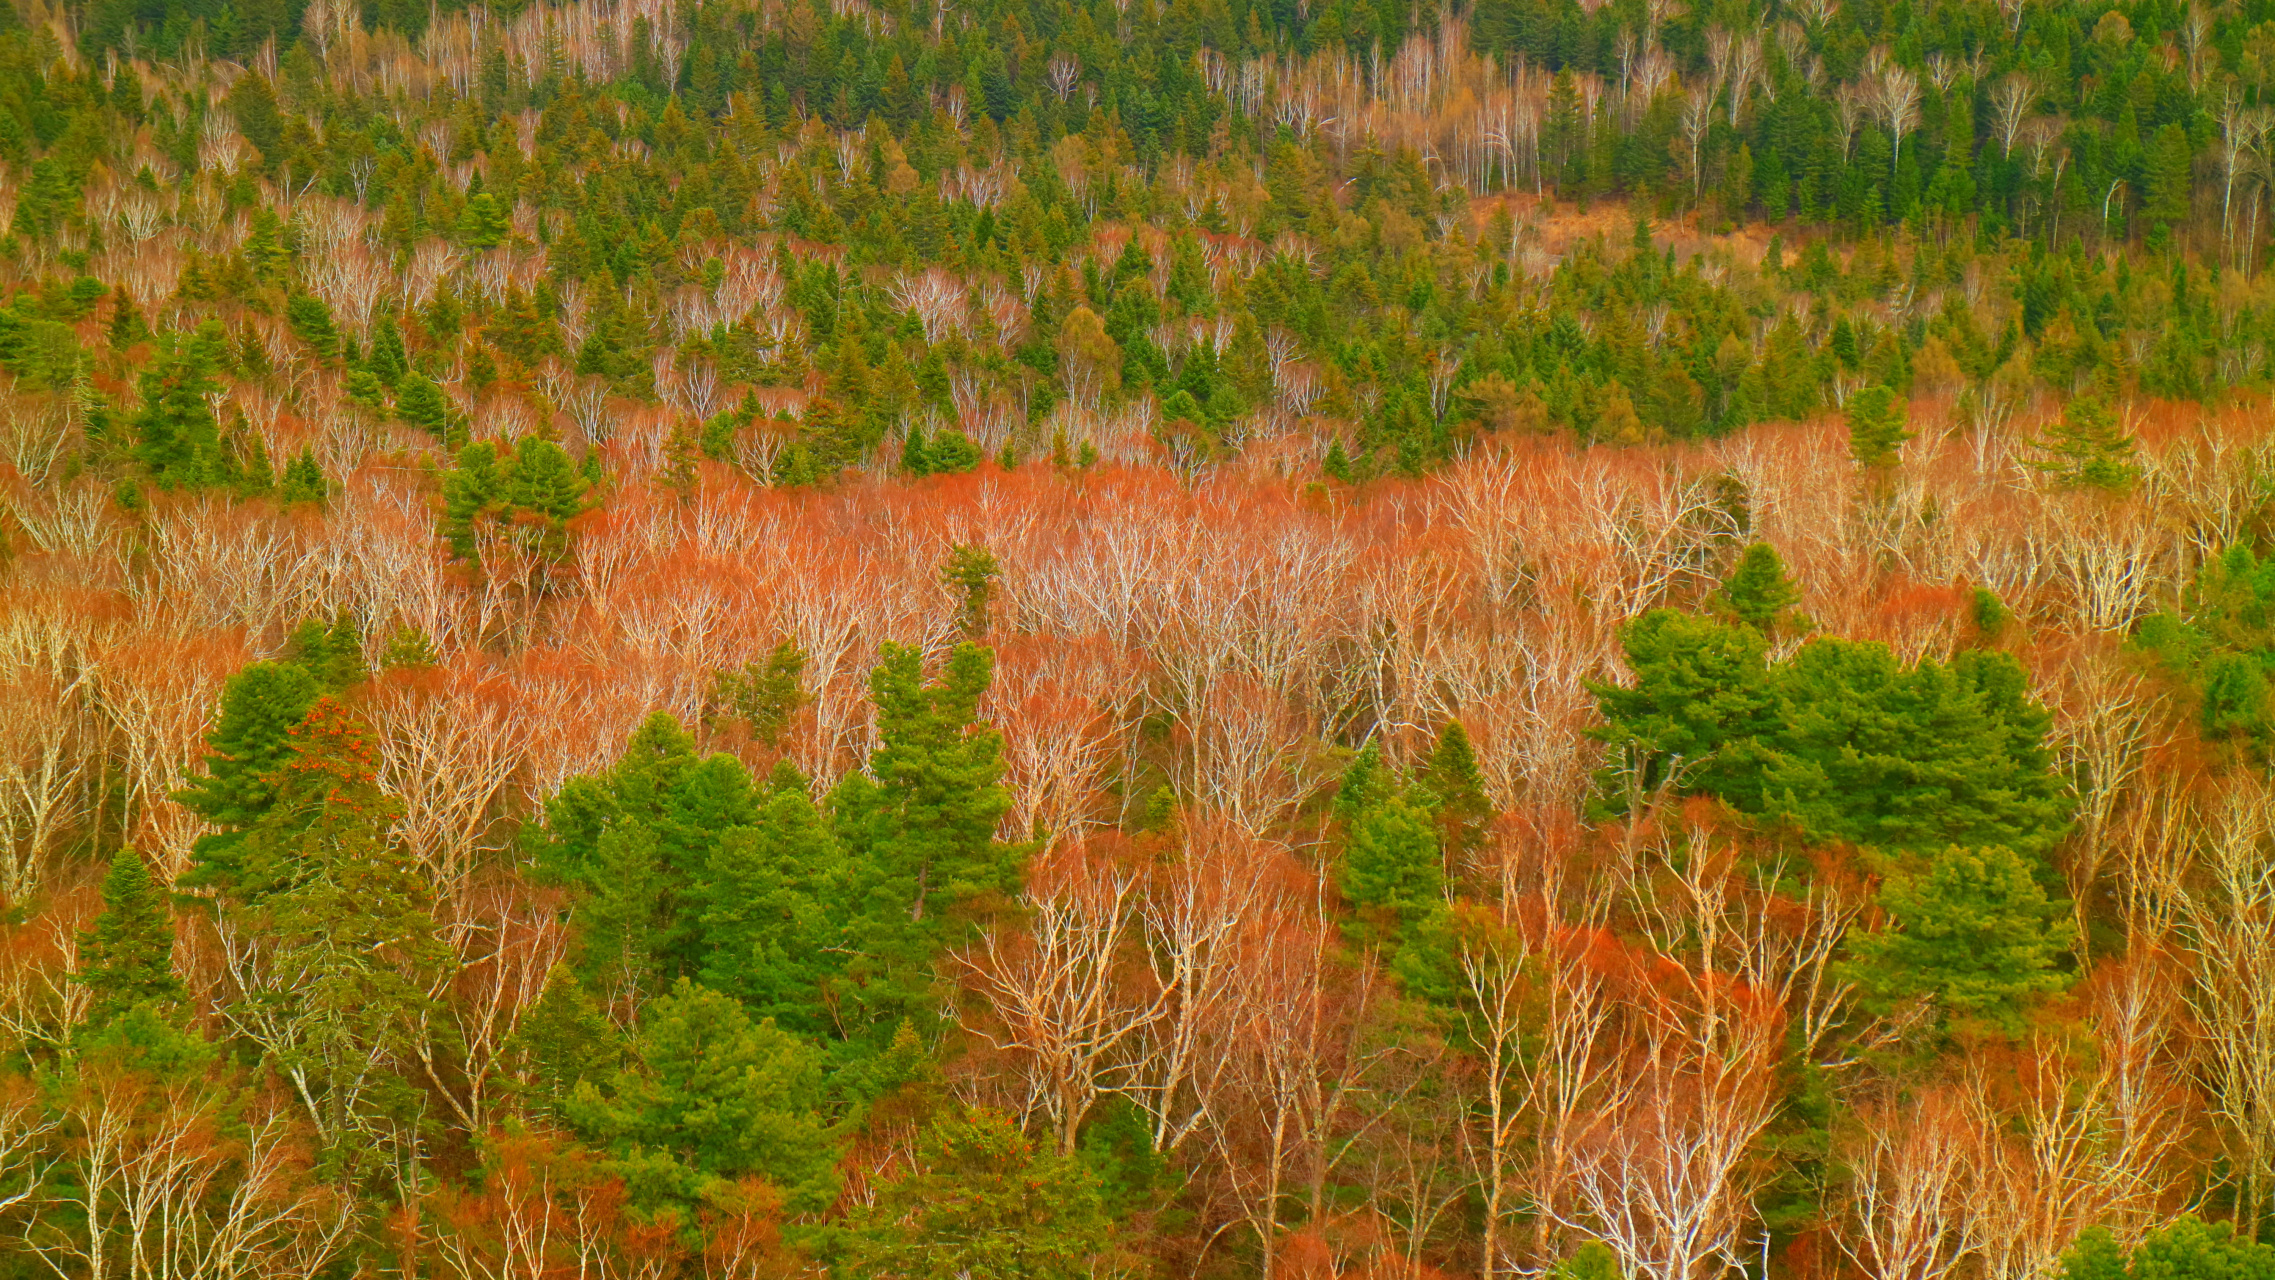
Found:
2060,1216 -> 2275,1280
1840,845 -> 2075,1029
1340,793 -> 1443,939
942,544 -> 1001,639
1710,542 -> 1808,636
130,321 -> 231,487
74,851 -> 185,1031
2137,546 -> 2275,744
1418,719 -> 1492,867
567,978 -> 838,1212
225,699 -> 453,1165
439,436 -> 596,565
397,373 -> 466,446
698,785 -> 847,1034
175,661 -> 322,894
845,1109 -> 1118,1280
834,643 -> 1017,1038
710,641 -> 808,746
2030,396 -> 2140,492
1595,612 -> 2073,858
1845,385 -> 1912,469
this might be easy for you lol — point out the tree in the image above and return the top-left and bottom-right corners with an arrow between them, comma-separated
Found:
130,321 -> 230,486
2029,396 -> 2139,492
834,643 -> 1018,1038
2061,1216 -> 2275,1280
176,662 -> 323,895
566,978 -> 839,1213
698,786 -> 846,1033
1588,611 -> 1778,817
711,643 -> 808,747
218,699 -> 453,1167
943,544 -> 1001,639
397,373 -> 466,445
1419,719 -> 1492,868
1840,844 -> 2074,1029
1341,795 -> 1443,941
844,1109 -> 1118,1280
1711,543 -> 1806,635
1847,385 -> 1912,469
74,851 -> 185,1030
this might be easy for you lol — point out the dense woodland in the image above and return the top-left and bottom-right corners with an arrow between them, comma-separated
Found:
8,0 -> 2275,1273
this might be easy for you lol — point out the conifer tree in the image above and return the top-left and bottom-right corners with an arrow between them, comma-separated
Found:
279,446 -> 329,505
75,850 -> 185,1030
1340,793 -> 1443,940
1711,542 -> 1808,635
177,661 -> 323,894
224,699 -> 452,1159
699,787 -> 847,1032
1839,843 -> 2074,1030
130,321 -> 230,486
1420,719 -> 1492,867
2029,394 -> 2139,492
1845,384 -> 1911,469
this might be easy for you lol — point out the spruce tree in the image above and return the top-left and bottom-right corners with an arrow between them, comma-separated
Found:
75,850 -> 186,1029
700,786 -> 847,1032
1711,542 -> 1807,635
2029,394 -> 2139,492
1845,384 -> 1911,469
1340,794 -> 1443,941
131,321 -> 230,486
1419,719 -> 1492,867
176,661 -> 323,894
1838,844 -> 2073,1030
229,699 -> 451,1156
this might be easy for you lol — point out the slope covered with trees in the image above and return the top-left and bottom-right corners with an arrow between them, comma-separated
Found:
0,0 -> 2271,1273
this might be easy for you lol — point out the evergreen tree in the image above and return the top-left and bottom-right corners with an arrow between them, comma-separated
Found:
2029,394 -> 2139,492
699,786 -> 847,1032
225,699 -> 452,1162
75,850 -> 186,1030
279,446 -> 329,505
942,544 -> 1000,639
846,1109 -> 1117,1280
1340,793 -> 1443,940
1710,542 -> 1807,635
567,978 -> 839,1212
835,643 -> 1017,1036
1839,844 -> 2074,1030
130,321 -> 230,486
1845,384 -> 1911,469
504,965 -> 619,1117
1419,719 -> 1492,867
176,661 -> 323,894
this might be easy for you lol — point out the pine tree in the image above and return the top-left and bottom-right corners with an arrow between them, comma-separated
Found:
131,321 -> 230,485
700,786 -> 847,1032
176,661 -> 323,894
1340,794 -> 1443,940
397,373 -> 464,445
1419,719 -> 1492,867
1845,384 -> 1912,469
941,544 -> 1000,639
567,978 -> 839,1212
1838,844 -> 2074,1030
1711,542 -> 1807,635
226,699 -> 452,1160
75,850 -> 186,1029
712,642 -> 809,745
280,446 -> 330,505
504,965 -> 619,1116
2029,394 -> 2139,492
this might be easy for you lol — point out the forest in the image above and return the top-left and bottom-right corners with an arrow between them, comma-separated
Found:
3,0 -> 2275,1271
